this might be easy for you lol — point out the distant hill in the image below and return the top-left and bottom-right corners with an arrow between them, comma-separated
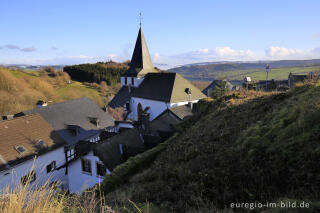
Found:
168,59 -> 320,81
101,85 -> 320,212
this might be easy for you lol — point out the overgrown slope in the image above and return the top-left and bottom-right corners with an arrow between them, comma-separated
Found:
102,84 -> 320,212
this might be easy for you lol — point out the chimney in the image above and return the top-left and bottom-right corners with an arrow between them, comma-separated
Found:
140,111 -> 150,134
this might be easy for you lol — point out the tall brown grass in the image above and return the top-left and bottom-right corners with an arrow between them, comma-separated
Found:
0,163 -> 153,213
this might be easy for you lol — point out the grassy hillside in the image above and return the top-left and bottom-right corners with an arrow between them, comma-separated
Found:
0,67 -> 118,115
101,84 -> 320,212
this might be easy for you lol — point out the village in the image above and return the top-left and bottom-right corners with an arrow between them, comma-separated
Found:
0,26 -> 209,194
0,23 -> 317,195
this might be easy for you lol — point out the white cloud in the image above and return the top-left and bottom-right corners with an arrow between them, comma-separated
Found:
265,47 -> 306,58
312,32 -> 320,40
152,47 -> 257,69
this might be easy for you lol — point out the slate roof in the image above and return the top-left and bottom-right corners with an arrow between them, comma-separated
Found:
150,110 -> 181,133
202,80 -> 234,96
123,27 -> 159,77
168,105 -> 193,120
0,114 -> 66,171
131,72 -> 207,103
108,86 -> 134,108
24,97 -> 114,145
93,128 -> 145,171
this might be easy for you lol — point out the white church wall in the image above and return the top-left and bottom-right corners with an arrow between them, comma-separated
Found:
135,77 -> 144,87
0,147 -> 67,192
128,97 -> 169,121
120,77 -> 144,87
128,98 -> 201,121
67,151 -> 109,194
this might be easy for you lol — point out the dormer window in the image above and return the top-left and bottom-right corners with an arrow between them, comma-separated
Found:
37,139 -> 47,148
89,117 -> 99,127
15,145 -> 27,154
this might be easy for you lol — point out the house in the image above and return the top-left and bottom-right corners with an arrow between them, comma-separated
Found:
0,114 -> 67,192
24,97 -> 115,162
109,26 -> 206,121
67,128 -> 146,194
202,79 -> 234,96
67,103 -> 194,193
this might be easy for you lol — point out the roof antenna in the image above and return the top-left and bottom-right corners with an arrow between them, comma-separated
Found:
139,12 -> 142,27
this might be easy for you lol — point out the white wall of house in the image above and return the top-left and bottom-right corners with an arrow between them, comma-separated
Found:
128,97 -> 200,121
67,151 -> 109,194
0,147 -> 67,192
120,77 -> 144,87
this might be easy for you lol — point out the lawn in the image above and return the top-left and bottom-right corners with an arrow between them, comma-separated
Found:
8,69 -> 40,78
57,82 -> 106,107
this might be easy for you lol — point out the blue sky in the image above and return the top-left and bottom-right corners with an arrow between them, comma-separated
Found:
1,0 -> 320,68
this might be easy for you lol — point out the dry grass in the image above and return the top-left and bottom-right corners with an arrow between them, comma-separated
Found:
0,67 -> 119,115
0,164 -> 154,213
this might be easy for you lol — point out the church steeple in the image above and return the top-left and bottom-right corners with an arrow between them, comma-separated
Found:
123,27 -> 158,77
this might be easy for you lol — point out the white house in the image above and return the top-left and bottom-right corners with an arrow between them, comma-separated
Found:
0,114 -> 67,192
67,149 -> 110,194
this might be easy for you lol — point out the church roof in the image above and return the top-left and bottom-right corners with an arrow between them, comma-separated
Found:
123,27 -> 159,77
108,86 -> 135,108
131,72 -> 207,103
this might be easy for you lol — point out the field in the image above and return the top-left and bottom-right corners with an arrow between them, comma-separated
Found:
182,66 -> 320,81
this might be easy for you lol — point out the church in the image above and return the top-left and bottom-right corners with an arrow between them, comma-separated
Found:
108,26 -> 206,121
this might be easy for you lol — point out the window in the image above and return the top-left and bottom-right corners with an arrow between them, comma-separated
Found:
124,77 -> 127,85
15,145 -> 27,154
21,170 -> 36,185
96,162 -> 106,176
81,158 -> 92,174
125,102 -> 130,111
46,161 -> 56,173
131,77 -> 134,85
66,148 -> 75,162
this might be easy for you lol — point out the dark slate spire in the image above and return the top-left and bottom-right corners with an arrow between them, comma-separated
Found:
123,27 -> 158,77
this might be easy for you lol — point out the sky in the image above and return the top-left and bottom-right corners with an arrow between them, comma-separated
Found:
0,0 -> 320,69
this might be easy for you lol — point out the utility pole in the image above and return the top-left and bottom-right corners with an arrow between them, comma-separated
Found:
266,64 -> 270,91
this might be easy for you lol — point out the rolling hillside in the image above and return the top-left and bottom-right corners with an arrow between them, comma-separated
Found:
101,84 -> 320,212
0,67 -> 118,115
169,59 -> 320,81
